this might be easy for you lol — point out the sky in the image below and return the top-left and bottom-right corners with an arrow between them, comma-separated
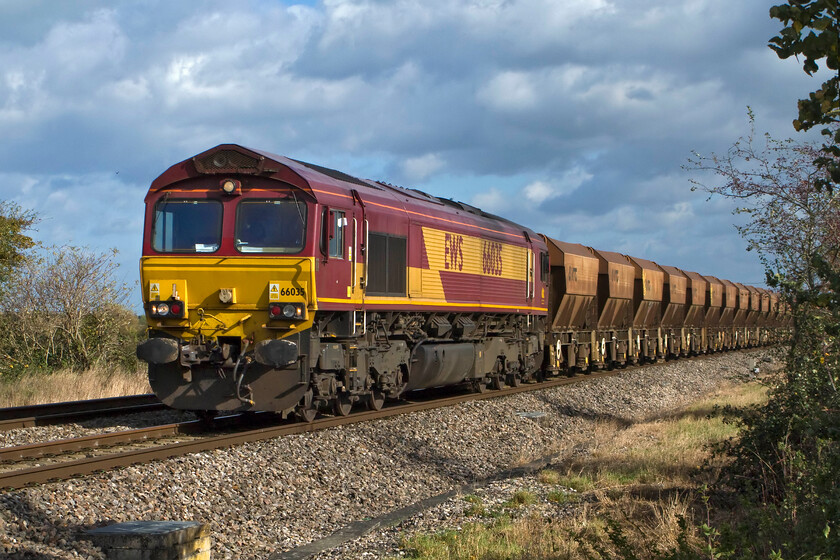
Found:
0,0 -> 829,309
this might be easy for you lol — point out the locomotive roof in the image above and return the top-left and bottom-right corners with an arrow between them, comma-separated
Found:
147,144 -> 540,244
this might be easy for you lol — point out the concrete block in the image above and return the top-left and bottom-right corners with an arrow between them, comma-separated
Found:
86,521 -> 211,560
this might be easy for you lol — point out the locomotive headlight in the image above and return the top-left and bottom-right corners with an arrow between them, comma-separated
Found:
220,178 -> 241,195
282,304 -> 296,318
156,303 -> 170,316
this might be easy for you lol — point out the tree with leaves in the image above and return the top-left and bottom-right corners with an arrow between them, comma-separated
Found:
688,115 -> 840,290
0,202 -> 38,286
769,0 -> 840,185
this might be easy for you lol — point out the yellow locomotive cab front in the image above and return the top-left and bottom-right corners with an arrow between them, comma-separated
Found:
137,164 -> 319,416
139,255 -> 317,413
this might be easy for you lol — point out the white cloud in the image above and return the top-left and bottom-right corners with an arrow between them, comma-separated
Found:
401,153 -> 445,182
522,165 -> 592,204
471,187 -> 507,214
43,9 -> 126,75
477,71 -> 538,112
523,180 -> 553,203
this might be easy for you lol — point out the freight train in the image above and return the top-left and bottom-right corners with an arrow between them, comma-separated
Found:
136,145 -> 788,421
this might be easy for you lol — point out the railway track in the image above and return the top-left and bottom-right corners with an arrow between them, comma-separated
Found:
0,394 -> 166,432
0,366 -> 629,490
0,349 -> 763,491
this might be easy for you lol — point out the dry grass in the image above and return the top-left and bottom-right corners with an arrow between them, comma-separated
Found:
562,381 -> 769,490
0,365 -> 151,407
398,381 -> 769,560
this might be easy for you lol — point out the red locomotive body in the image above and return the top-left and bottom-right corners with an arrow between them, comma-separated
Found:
137,145 -> 547,419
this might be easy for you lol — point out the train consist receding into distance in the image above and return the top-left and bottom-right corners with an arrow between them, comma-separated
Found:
136,145 -> 789,421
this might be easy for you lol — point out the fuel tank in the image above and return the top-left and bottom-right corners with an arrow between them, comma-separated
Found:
406,343 -> 476,391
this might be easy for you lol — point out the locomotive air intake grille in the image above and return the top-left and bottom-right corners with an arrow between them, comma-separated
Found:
194,150 -> 261,174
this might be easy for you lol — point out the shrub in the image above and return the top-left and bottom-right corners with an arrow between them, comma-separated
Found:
0,246 -> 141,376
714,260 -> 840,559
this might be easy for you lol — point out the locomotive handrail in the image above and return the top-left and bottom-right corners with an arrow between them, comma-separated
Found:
352,217 -> 358,289
364,218 -> 369,290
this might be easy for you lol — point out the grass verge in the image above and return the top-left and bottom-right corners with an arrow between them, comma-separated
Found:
0,365 -> 151,407
396,380 -> 770,560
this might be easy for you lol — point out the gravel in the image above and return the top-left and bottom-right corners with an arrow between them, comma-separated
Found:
0,350 -> 776,559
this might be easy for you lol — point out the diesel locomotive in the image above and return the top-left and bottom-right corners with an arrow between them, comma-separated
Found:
136,144 -> 786,421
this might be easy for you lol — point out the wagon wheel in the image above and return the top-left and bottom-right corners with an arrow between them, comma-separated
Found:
490,374 -> 505,390
333,394 -> 353,417
367,390 -> 386,411
296,390 -> 318,423
472,379 -> 488,394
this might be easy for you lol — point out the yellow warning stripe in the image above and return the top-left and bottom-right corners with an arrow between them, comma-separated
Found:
317,297 -> 547,312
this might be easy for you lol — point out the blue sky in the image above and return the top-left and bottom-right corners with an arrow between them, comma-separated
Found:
0,0 -> 827,308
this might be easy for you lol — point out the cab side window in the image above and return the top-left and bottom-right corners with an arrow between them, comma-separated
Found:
329,210 -> 345,258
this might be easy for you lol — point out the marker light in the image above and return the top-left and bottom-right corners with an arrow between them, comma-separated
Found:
268,302 -> 305,321
149,300 -> 185,319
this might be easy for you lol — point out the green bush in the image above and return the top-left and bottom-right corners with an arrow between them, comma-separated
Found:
714,260 -> 840,559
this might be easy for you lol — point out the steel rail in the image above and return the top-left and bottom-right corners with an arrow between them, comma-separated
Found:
0,369 -> 621,489
0,350 -> 758,490
0,421 -> 203,463
0,394 -> 165,432
0,413 -> 268,469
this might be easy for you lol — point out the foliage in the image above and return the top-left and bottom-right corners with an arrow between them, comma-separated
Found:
710,260 -> 840,559
769,0 -> 840,185
688,115 -> 840,289
685,7 -> 840,555
0,202 -> 38,287
0,246 -> 142,376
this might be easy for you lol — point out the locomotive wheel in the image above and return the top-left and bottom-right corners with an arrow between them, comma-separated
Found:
367,390 -> 385,411
296,406 -> 317,423
195,410 -> 218,424
333,394 -> 353,417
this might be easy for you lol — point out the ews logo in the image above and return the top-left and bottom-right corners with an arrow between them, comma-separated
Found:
482,240 -> 503,276
444,233 -> 464,271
